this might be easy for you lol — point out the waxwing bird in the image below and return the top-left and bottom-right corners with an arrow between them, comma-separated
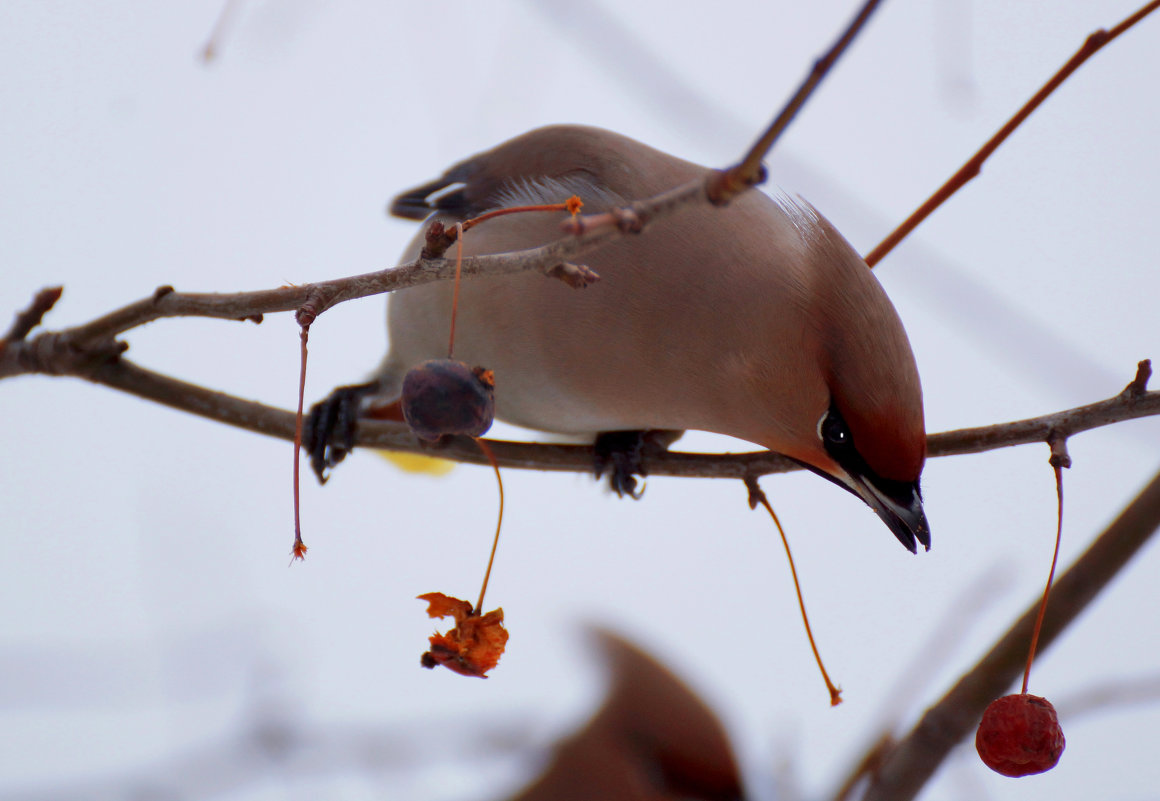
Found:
308,125 -> 930,552
506,630 -> 745,801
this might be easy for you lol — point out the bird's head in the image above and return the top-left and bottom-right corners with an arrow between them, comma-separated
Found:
801,397 -> 929,553
762,201 -> 929,552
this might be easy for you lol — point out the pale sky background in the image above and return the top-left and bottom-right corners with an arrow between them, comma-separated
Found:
2,1 -> 1159,800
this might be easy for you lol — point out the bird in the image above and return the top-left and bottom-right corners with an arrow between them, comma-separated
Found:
505,629 -> 745,801
307,125 -> 930,553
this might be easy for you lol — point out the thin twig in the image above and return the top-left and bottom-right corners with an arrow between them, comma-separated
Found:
864,0 -> 1160,267
3,173 -> 713,353
564,0 -> 884,236
0,192 -> 653,354
861,466 -> 1160,801
11,345 -> 1155,480
1,286 -> 63,344
708,0 -> 884,204
200,0 -> 243,63
0,1 -> 884,366
0,230 -> 622,358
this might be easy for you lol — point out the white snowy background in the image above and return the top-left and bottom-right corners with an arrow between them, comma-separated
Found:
2,1 -> 1159,800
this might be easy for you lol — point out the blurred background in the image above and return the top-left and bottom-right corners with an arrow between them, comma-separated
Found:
2,1 -> 1159,799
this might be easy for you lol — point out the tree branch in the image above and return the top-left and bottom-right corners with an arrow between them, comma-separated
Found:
0,1 -> 890,363
1,230 -> 623,354
861,464 -> 1160,801
1,0 -> 1151,486
565,0 -> 884,237
864,0 -> 1160,267
1,285 -> 63,344
706,0 -> 883,203
8,328 -> 1154,481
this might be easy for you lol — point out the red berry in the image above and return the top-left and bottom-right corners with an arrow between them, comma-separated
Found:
976,694 -> 1065,777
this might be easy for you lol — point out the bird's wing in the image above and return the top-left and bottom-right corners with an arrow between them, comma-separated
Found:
387,125 -> 706,221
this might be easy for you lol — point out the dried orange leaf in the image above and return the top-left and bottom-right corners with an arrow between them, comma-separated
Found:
417,592 -> 509,678
418,591 -> 473,621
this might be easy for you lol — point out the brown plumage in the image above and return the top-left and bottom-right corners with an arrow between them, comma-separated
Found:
505,630 -> 744,801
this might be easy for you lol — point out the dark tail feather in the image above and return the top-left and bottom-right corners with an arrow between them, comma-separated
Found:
388,176 -> 457,220
389,156 -> 485,221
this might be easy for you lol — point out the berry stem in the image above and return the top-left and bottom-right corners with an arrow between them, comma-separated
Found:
1022,462 -> 1065,694
459,199 -> 579,233
473,438 -> 504,613
752,485 -> 842,706
447,222 -> 464,359
290,323 -> 309,563
445,198 -> 582,358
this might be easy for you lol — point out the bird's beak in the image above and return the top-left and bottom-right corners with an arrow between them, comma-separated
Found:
790,456 -> 932,553
844,472 -> 930,554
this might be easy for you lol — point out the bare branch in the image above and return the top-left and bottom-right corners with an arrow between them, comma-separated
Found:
926,360 -> 1156,459
864,0 -> 1160,267
1,0 -> 1152,487
21,229 -> 622,351
0,1 -> 888,372
1,285 -> 63,344
861,465 -> 1160,801
707,0 -> 884,204
9,337 -> 1155,481
564,0 -> 885,237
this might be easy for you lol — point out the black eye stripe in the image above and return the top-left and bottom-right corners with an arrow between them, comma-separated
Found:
821,402 -> 921,504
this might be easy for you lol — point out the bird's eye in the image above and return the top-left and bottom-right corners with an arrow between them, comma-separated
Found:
821,411 -> 850,447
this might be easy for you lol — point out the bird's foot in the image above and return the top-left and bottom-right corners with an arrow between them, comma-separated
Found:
593,430 -> 682,499
304,381 -> 391,483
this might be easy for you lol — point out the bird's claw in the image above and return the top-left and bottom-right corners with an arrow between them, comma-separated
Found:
594,431 -> 648,499
304,381 -> 381,483
593,430 -> 682,499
